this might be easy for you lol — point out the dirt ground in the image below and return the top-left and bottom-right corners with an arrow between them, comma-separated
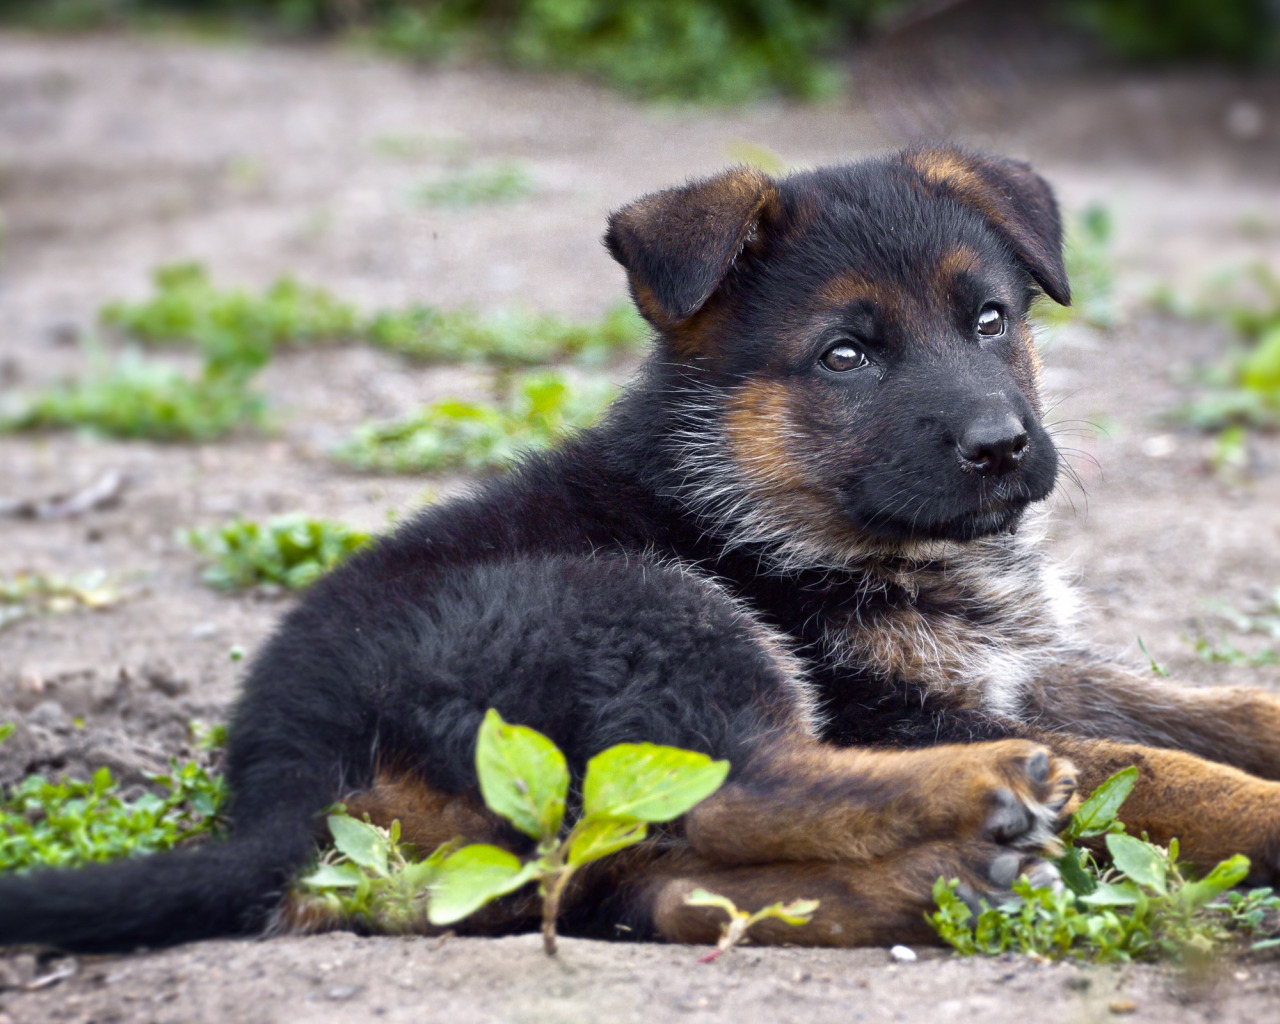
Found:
2,8 -> 1280,1022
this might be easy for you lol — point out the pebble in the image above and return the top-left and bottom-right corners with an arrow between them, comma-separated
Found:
1108,998 -> 1137,1015
889,945 -> 917,963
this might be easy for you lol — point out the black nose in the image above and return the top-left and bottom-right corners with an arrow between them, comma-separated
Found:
958,411 -> 1029,477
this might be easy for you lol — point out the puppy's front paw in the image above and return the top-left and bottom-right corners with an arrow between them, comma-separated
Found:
973,743 -> 1078,856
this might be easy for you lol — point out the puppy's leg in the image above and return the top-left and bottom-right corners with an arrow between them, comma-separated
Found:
640,841 -> 1055,948
1031,655 -> 1280,779
685,736 -> 1077,865
1038,734 -> 1280,881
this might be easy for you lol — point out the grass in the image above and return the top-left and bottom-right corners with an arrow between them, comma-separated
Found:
0,571 -> 119,632
929,767 -> 1280,962
107,263 -> 647,368
416,161 -> 535,209
0,723 -> 226,873
1165,264 -> 1280,433
183,514 -> 372,592
366,303 -> 644,367
1191,587 -> 1280,667
333,372 -> 617,475
102,263 -> 360,372
0,348 -> 267,442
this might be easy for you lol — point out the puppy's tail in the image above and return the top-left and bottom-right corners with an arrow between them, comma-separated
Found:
0,813 -> 314,953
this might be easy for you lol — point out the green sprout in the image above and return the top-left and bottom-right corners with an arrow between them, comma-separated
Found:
299,709 -> 730,955
684,889 -> 820,962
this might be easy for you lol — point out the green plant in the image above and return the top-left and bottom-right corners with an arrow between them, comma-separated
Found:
0,570 -> 119,632
1191,587 -> 1280,667
333,372 -> 616,474
1167,264 -> 1280,433
0,348 -> 267,442
366,302 -> 644,367
683,889 -> 820,961
1066,0 -> 1279,64
0,735 -> 226,873
416,161 -> 535,208
102,263 -> 360,371
299,709 -> 729,953
929,767 -> 1266,962
184,514 -> 372,591
108,264 -> 645,368
1035,203 -> 1116,332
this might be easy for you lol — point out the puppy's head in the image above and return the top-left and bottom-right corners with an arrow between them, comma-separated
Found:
606,147 -> 1069,566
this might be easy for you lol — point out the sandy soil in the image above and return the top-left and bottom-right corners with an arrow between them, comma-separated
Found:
2,8 -> 1280,1022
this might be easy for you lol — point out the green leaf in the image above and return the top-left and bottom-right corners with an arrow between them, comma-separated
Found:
474,709 -> 568,841
581,744 -> 729,823
1178,854 -> 1251,912
327,814 -> 390,877
426,843 -> 540,926
1080,880 -> 1143,906
566,815 -> 648,867
1067,766 -> 1138,840
1106,833 -> 1168,894
301,862 -> 367,890
754,898 -> 821,927
683,888 -> 740,916
1055,846 -> 1098,896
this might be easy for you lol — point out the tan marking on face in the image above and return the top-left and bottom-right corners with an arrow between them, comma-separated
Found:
815,271 -> 886,310
935,244 -> 981,284
667,293 -> 730,362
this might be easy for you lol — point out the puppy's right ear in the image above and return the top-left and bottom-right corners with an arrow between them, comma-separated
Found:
605,167 -> 778,328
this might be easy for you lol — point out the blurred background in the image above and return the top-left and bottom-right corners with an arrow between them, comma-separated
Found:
1,0 -> 1279,834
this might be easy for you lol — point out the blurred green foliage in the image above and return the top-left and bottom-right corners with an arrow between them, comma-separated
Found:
184,514 -> 372,591
108,263 -> 646,368
1067,0 -> 1278,64
334,371 -> 616,474
3,2 -> 1274,100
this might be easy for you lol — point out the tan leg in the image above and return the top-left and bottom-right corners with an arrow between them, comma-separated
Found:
685,736 -> 1076,865
643,841 -> 1054,948
1042,733 -> 1280,879
1033,656 -> 1280,780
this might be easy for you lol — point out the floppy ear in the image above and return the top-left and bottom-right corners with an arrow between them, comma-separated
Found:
605,166 -> 779,327
901,147 -> 1071,306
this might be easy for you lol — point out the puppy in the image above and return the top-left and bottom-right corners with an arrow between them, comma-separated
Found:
5,147 -> 1280,952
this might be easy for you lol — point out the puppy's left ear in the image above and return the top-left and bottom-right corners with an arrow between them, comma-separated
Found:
902,147 -> 1071,306
605,166 -> 779,328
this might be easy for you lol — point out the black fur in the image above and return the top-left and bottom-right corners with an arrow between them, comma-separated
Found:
0,149 -> 1070,952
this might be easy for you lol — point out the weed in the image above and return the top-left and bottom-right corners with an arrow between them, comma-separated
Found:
929,766 -> 1270,962
684,889 -> 820,961
333,372 -> 616,475
102,263 -> 360,372
416,161 -> 535,208
0,348 -> 266,442
183,514 -> 372,591
366,302 -> 645,367
1190,587 -> 1280,667
0,570 -> 119,632
299,708 -> 729,953
108,264 -> 645,368
0,731 -> 226,873
1135,636 -> 1170,677
1167,264 -> 1280,433
1036,203 -> 1116,332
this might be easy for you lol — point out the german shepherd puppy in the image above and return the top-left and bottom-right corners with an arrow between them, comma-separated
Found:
5,148 -> 1280,953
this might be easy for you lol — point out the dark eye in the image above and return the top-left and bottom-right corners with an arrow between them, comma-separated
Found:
819,342 -> 869,372
976,305 -> 1005,338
